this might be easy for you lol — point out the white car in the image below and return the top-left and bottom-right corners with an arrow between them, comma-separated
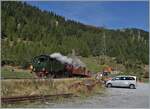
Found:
105,75 -> 137,89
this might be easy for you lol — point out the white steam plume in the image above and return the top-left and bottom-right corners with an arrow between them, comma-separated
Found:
50,53 -> 73,64
50,52 -> 86,67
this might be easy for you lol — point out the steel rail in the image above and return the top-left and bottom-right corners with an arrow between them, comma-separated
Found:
1,93 -> 74,103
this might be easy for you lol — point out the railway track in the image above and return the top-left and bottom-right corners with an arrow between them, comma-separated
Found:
1,93 -> 74,103
1,77 -> 93,81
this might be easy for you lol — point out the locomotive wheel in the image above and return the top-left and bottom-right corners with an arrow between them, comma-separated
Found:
69,73 -> 73,77
46,73 -> 54,78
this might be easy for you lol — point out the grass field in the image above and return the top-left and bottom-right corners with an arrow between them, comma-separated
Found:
79,56 -> 109,73
79,56 -> 125,73
1,66 -> 34,79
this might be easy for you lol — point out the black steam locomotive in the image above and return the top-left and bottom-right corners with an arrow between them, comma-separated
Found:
30,55 -> 91,78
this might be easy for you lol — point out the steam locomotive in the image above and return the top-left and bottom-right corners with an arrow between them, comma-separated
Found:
30,55 -> 91,78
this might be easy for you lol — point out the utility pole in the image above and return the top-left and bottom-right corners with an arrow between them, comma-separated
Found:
138,30 -> 141,41
98,26 -> 106,65
102,27 -> 106,65
98,25 -> 107,67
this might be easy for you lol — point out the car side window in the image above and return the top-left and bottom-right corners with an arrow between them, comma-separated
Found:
128,77 -> 135,80
115,77 -> 120,80
120,77 -> 126,80
124,77 -> 135,80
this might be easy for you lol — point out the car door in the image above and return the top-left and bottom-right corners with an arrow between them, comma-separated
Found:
111,77 -> 121,86
119,77 -> 128,87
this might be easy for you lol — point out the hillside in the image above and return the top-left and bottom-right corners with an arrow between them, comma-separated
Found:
1,1 -> 149,69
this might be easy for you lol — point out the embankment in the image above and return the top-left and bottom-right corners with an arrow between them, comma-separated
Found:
1,78 -> 105,98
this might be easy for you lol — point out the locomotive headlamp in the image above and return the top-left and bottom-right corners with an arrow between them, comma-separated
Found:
30,65 -> 33,70
33,68 -> 35,71
42,68 -> 45,71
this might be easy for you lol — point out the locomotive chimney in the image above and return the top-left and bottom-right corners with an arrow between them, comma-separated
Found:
72,49 -> 76,56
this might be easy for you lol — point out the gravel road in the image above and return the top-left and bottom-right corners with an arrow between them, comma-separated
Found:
44,82 -> 149,108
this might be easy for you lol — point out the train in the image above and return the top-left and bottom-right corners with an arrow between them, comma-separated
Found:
30,54 -> 91,78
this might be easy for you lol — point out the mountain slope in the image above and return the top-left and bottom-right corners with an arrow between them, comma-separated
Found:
1,1 -> 149,67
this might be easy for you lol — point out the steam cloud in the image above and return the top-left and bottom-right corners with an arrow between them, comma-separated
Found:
50,53 -> 86,67
50,53 -> 73,64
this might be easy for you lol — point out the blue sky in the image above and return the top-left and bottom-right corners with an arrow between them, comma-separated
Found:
26,1 -> 149,31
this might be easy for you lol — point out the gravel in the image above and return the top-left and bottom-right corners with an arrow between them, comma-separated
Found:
46,82 -> 149,108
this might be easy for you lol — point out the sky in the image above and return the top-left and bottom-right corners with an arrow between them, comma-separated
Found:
26,1 -> 149,31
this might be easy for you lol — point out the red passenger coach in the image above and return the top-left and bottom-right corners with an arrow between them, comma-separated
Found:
65,64 -> 91,77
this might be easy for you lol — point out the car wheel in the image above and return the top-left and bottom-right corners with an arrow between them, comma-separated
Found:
107,83 -> 112,88
129,84 -> 135,89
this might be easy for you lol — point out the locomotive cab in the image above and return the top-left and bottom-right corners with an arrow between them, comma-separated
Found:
32,55 -> 50,72
31,55 -> 53,78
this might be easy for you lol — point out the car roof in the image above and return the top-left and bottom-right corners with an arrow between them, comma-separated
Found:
116,75 -> 136,78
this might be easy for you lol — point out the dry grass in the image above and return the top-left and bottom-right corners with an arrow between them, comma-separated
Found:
1,78 -> 104,97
